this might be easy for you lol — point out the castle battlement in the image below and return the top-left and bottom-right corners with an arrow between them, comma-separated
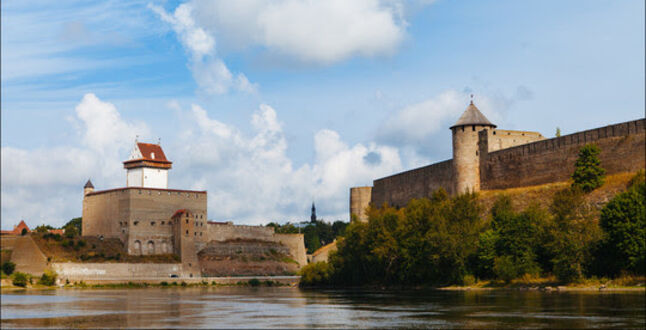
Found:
350,101 -> 646,222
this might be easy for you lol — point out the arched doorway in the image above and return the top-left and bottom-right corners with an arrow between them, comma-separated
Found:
147,240 -> 155,255
133,240 -> 142,255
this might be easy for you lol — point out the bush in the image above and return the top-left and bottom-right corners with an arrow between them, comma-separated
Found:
572,144 -> 605,193
599,177 -> 646,275
38,270 -> 57,286
62,240 -> 71,248
248,278 -> 261,287
160,281 -> 168,286
77,240 -> 87,248
2,261 -> 16,275
462,274 -> 476,286
493,256 -> 517,283
299,262 -> 333,287
12,272 -> 28,287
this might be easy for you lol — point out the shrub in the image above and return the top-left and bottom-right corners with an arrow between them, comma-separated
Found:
462,274 -> 476,286
248,278 -> 261,287
38,270 -> 57,286
77,240 -> 87,248
160,281 -> 169,286
12,272 -> 28,287
65,226 -> 77,238
299,262 -> 333,287
599,177 -> 646,275
572,144 -> 605,193
2,261 -> 16,275
493,256 -> 517,283
62,240 -> 71,248
181,281 -> 187,287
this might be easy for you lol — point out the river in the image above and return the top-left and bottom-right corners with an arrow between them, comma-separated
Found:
1,287 -> 644,328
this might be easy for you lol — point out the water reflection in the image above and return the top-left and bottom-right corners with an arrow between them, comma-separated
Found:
1,288 -> 644,328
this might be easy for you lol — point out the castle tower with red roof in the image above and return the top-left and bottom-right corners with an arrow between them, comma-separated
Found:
123,142 -> 173,189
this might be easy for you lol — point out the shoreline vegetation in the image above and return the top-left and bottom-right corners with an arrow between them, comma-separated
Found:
299,147 -> 645,289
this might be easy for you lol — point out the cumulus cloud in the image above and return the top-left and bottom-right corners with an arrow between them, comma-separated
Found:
376,90 -> 509,162
149,0 -> 422,93
1,93 -> 149,229
174,103 -> 402,224
2,94 -> 402,229
149,3 -> 257,95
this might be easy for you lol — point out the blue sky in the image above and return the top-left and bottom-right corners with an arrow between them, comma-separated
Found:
2,0 -> 644,229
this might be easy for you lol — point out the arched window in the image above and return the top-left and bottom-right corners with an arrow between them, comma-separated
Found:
133,240 -> 142,255
147,240 -> 155,255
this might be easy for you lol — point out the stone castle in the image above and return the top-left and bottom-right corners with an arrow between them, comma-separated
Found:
82,142 -> 307,277
350,101 -> 645,221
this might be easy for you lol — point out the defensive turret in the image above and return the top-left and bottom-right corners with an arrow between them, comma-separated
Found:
450,98 -> 496,193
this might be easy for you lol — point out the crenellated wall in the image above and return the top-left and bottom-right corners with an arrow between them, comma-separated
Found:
371,159 -> 454,208
480,119 -> 645,190
358,118 -> 645,211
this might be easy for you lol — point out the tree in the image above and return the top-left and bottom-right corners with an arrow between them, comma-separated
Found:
548,187 -> 601,283
599,176 -> 646,275
63,217 -> 82,236
555,127 -> 561,137
2,261 -> 16,275
571,144 -> 605,193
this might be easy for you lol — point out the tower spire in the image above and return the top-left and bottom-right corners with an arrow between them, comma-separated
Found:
311,202 -> 316,223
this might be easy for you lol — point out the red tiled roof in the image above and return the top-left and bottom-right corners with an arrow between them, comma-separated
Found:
1,220 -> 30,235
137,143 -> 169,162
123,143 -> 172,168
48,229 -> 65,235
172,209 -> 189,218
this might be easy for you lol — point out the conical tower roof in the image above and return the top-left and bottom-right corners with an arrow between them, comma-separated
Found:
450,101 -> 496,129
84,179 -> 94,189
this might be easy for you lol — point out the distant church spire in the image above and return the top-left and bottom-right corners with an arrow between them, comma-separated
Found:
311,202 -> 317,222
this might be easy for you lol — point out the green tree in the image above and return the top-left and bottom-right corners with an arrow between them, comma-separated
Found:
63,217 -> 82,236
35,225 -> 54,233
299,261 -> 333,286
548,188 -> 601,283
599,177 -> 646,275
475,229 -> 498,279
2,261 -> 16,275
572,144 -> 605,193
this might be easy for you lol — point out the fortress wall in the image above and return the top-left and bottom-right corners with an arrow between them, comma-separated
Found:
271,233 -> 307,268
52,262 -> 184,280
487,129 -> 545,152
83,190 -> 128,240
480,119 -> 645,190
349,186 -> 372,222
372,159 -> 454,208
127,189 -> 207,256
207,223 -> 275,242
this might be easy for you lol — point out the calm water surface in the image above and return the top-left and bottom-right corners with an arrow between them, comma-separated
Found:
1,287 -> 644,328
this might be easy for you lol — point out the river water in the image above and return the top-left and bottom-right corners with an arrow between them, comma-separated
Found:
1,287 -> 644,328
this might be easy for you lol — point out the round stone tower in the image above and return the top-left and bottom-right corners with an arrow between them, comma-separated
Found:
450,100 -> 496,194
83,179 -> 94,196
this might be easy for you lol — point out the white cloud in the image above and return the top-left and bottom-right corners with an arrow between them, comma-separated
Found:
173,102 -> 402,224
1,93 -> 149,229
149,0 -> 421,93
149,3 -> 257,95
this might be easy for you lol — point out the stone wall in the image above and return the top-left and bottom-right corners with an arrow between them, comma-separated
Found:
371,159 -> 454,208
349,186 -> 372,222
52,262 -> 185,280
486,129 -> 545,152
480,119 -> 645,190
272,234 -> 307,267
10,236 -> 47,276
82,187 -> 207,256
207,223 -> 274,242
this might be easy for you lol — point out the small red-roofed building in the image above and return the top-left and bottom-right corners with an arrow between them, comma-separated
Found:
123,142 -> 173,189
0,220 -> 30,235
